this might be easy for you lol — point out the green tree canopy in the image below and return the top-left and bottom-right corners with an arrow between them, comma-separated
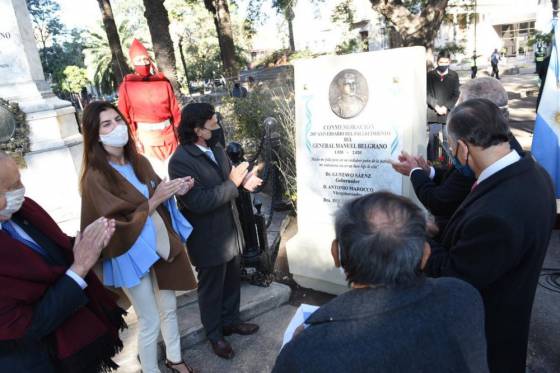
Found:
61,66 -> 89,94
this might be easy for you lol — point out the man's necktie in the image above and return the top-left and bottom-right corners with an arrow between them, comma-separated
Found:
2,220 -> 48,257
205,149 -> 217,164
471,181 -> 478,192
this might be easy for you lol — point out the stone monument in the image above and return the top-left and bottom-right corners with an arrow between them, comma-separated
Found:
0,0 -> 83,233
287,47 -> 427,294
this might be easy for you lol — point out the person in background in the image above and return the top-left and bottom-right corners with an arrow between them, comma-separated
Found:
80,102 -> 197,373
426,49 -> 460,161
117,39 -> 181,177
0,152 -> 125,373
470,51 -> 480,79
273,192 -> 488,373
424,99 -> 556,373
231,82 -> 247,98
169,103 -> 262,360
490,48 -> 501,80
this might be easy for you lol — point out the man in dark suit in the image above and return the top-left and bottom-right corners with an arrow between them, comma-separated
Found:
424,99 -> 556,373
169,103 -> 262,359
0,152 -> 124,372
273,192 -> 488,373
392,77 -> 522,231
427,49 -> 460,161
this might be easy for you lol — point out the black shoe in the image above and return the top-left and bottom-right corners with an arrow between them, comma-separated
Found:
223,323 -> 259,336
210,338 -> 234,359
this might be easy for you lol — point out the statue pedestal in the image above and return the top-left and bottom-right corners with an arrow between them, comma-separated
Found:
1,0 -> 83,234
20,99 -> 84,234
287,47 -> 427,294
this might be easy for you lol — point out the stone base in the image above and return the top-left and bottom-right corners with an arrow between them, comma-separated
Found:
286,232 -> 348,295
113,282 -> 291,372
17,97 -> 83,234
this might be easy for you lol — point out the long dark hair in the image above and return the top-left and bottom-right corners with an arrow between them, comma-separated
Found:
79,101 -> 149,194
177,102 -> 215,144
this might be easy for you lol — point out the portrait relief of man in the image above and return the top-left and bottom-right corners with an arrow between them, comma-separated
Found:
329,69 -> 368,119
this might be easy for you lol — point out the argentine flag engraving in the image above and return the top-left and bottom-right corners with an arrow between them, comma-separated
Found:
532,20 -> 560,197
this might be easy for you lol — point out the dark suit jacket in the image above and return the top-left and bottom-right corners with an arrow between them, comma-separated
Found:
169,143 -> 244,268
411,166 -> 474,230
411,137 -> 524,231
273,278 -> 488,373
427,69 -> 460,123
0,213 -> 87,372
424,155 -> 556,373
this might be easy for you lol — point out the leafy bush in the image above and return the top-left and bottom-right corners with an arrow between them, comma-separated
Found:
219,87 -> 297,209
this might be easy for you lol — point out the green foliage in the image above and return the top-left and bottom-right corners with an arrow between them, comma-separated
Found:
26,0 -> 87,94
26,0 -> 64,47
60,66 -> 89,94
331,0 -> 354,26
220,93 -> 269,144
40,29 -> 87,93
167,0 -> 251,82
219,88 -> 297,208
528,32 -> 553,47
436,42 -> 465,56
83,21 -> 141,95
335,38 -> 363,55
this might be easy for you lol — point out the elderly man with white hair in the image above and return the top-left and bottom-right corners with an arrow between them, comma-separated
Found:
0,151 -> 125,373
391,77 -> 522,231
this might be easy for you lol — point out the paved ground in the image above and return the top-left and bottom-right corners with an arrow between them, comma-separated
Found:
528,232 -> 560,373
177,305 -> 297,373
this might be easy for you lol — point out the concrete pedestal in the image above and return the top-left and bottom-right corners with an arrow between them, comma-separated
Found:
287,47 -> 427,294
1,0 -> 83,233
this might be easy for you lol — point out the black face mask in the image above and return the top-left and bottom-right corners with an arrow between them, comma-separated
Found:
206,127 -> 223,148
436,65 -> 449,73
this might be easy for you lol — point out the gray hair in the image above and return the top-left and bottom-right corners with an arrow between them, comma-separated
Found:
459,77 -> 509,119
334,192 -> 427,287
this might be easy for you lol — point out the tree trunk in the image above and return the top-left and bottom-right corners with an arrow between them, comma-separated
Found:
96,0 -> 129,87
178,36 -> 190,94
204,0 -> 239,79
142,0 -> 181,95
371,0 -> 448,49
287,7 -> 295,52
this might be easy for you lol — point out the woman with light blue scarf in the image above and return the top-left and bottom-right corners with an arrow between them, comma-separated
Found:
80,102 -> 198,373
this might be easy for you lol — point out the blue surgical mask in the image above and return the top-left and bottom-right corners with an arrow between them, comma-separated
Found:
451,146 -> 475,178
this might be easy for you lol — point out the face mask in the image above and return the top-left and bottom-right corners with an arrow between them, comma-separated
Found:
436,65 -> 449,74
100,124 -> 129,147
206,127 -> 223,148
451,146 -> 475,178
0,187 -> 26,218
134,64 -> 151,77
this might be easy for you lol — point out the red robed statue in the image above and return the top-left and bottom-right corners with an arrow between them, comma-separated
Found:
117,39 -> 181,175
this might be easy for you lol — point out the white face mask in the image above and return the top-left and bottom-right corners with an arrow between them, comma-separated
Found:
99,124 -> 129,147
0,187 -> 26,218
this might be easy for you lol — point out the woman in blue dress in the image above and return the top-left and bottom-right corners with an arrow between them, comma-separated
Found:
79,101 -> 197,373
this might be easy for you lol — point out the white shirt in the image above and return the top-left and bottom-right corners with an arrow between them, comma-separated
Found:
477,150 -> 521,185
0,220 -> 87,289
410,166 -> 436,179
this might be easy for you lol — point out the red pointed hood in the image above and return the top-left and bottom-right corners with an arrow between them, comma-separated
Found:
129,38 -> 149,62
